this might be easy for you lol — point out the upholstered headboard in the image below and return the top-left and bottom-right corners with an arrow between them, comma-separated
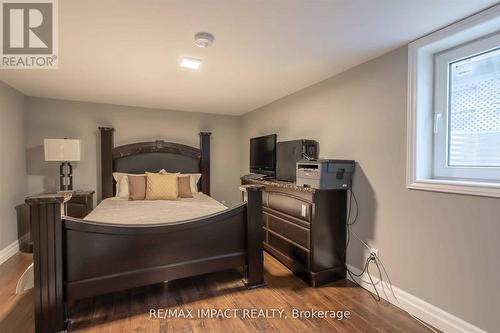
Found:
99,127 -> 211,199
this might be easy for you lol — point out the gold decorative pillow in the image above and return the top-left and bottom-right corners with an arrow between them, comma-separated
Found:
145,172 -> 179,200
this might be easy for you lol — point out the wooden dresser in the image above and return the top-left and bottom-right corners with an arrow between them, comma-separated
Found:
241,177 -> 347,287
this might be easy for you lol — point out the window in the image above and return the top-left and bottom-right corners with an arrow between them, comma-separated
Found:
434,34 -> 500,181
407,5 -> 500,197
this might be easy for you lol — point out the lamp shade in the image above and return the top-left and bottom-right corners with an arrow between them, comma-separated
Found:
44,139 -> 81,162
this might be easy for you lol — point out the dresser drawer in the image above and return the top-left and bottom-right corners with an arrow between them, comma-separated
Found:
267,233 -> 309,267
267,192 -> 312,222
266,214 -> 309,249
69,196 -> 90,205
67,203 -> 87,218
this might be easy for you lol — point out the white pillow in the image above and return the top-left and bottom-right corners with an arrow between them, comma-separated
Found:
113,172 -> 129,198
159,170 -> 202,193
184,173 -> 202,193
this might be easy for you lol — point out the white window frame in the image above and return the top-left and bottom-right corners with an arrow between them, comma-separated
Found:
407,5 -> 500,198
434,34 -> 500,181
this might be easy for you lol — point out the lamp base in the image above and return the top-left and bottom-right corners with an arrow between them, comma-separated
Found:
59,162 -> 73,191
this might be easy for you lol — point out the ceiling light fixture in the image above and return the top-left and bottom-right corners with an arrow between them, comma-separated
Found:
194,32 -> 214,48
180,57 -> 202,70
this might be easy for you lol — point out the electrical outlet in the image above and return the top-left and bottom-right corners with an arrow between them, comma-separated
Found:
370,248 -> 379,257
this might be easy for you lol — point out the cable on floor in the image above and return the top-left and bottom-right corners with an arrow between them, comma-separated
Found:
346,253 -> 380,302
345,189 -> 438,332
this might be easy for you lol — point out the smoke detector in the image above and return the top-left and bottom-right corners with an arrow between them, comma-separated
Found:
194,32 -> 214,48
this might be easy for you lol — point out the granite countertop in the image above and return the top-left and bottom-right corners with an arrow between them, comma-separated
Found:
25,193 -> 68,204
25,190 -> 94,203
240,176 -> 316,193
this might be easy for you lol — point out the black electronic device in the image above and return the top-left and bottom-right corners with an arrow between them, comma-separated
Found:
276,139 -> 318,182
249,134 -> 277,177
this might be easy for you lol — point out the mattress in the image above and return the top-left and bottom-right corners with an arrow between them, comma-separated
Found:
83,193 -> 227,225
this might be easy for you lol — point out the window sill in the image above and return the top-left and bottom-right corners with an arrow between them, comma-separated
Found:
407,179 -> 500,198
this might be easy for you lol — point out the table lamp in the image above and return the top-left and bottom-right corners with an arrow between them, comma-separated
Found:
44,138 -> 81,192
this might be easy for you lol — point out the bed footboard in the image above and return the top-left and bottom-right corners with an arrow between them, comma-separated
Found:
26,186 -> 264,333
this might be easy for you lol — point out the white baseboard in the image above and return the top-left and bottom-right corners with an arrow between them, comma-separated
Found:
0,239 -> 20,266
346,264 -> 487,333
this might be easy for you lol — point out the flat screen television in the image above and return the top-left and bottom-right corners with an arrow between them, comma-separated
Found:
250,134 -> 277,177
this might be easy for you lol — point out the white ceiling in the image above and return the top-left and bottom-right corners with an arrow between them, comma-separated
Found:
0,0 -> 497,115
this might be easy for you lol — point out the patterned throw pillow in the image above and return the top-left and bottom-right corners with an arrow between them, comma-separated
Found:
145,172 -> 179,200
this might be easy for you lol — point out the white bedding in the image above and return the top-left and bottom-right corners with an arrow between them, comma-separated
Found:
84,193 -> 227,225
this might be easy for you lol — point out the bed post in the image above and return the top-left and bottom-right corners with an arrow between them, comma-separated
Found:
25,194 -> 66,333
243,185 -> 266,289
199,132 -> 211,195
99,127 -> 115,199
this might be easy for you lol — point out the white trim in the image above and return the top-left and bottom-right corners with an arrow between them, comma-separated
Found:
0,239 -> 20,266
406,42 -> 418,187
408,179 -> 500,198
347,264 -> 488,333
406,4 -> 500,198
433,34 -> 500,180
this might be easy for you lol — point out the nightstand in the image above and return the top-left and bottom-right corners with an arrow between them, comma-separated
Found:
66,190 -> 95,218
23,190 -> 95,254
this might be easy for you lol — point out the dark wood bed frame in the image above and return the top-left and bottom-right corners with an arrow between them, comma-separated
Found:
26,127 -> 265,333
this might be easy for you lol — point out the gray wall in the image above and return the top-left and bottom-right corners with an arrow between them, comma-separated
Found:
240,47 -> 500,332
0,82 -> 27,250
4,45 -> 499,331
25,98 -> 242,206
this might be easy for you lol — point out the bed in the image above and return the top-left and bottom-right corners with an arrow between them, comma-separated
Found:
26,127 -> 265,333
85,194 -> 227,224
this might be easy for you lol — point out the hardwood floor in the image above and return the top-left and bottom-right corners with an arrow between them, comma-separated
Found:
0,252 -> 435,333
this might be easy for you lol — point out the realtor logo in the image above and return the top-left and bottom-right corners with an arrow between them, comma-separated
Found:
1,0 -> 58,69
